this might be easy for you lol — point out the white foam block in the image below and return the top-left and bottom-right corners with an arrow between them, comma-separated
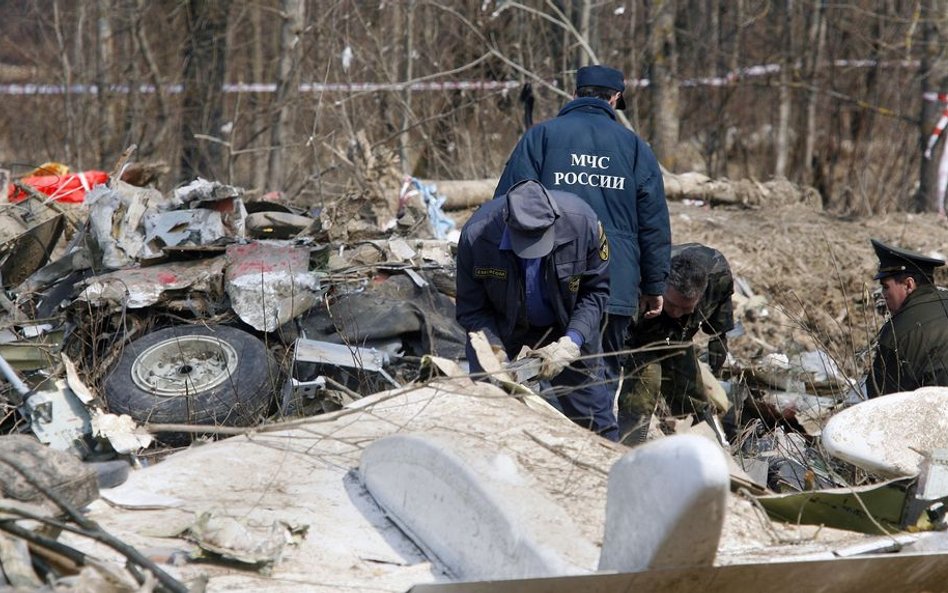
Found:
599,434 -> 729,572
360,433 -> 599,580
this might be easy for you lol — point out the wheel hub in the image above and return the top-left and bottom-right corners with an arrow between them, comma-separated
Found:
131,334 -> 239,397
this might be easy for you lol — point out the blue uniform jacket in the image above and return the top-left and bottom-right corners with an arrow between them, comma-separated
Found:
456,190 -> 610,354
494,97 -> 670,316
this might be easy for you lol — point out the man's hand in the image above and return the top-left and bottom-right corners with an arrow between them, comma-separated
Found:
641,294 -> 664,319
527,336 -> 581,379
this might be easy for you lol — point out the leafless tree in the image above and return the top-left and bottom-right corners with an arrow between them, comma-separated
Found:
0,0 -> 943,215
180,0 -> 231,181
267,0 -> 304,192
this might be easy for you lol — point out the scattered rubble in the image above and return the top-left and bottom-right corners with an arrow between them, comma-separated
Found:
0,163 -> 946,591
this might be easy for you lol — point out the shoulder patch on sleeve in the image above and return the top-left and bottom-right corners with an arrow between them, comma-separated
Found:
598,222 -> 609,261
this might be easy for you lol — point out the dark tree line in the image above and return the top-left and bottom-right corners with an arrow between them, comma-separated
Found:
0,0 -> 946,215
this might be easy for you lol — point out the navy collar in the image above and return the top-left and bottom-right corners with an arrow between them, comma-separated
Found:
557,96 -> 617,120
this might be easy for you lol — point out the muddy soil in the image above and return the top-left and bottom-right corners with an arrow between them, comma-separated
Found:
670,200 -> 948,377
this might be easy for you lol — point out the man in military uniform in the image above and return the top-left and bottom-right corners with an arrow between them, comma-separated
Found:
493,64 -> 671,401
866,238 -> 948,397
618,243 -> 735,444
456,179 -> 617,440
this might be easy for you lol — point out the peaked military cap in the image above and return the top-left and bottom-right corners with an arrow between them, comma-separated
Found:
870,238 -> 945,281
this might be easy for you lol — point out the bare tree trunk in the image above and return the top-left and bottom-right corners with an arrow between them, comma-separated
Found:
132,0 -> 171,157
725,0 -> 744,177
647,0 -> 680,167
917,0 -> 948,212
250,1 -> 267,191
626,1 -> 640,124
94,0 -> 114,166
398,0 -> 415,175
52,0 -> 75,167
706,0 -> 719,76
802,0 -> 825,185
775,0 -> 793,178
577,0 -> 592,68
181,0 -> 231,183
266,0 -> 304,192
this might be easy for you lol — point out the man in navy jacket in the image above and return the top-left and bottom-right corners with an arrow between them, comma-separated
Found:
457,180 -> 617,440
494,64 -> 671,400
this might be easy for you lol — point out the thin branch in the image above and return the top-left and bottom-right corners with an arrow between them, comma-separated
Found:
0,454 -> 190,593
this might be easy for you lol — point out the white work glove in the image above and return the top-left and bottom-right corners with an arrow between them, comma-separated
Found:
529,336 -> 581,379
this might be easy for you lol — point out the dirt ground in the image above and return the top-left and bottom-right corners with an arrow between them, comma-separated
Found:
667,199 -> 948,377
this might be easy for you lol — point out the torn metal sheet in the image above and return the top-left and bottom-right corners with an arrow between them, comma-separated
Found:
409,553 -> 948,593
144,208 -> 227,251
85,180 -> 181,268
77,256 -> 226,309
387,238 -> 417,261
0,325 -> 64,372
21,380 -> 92,455
15,248 -> 93,296
279,376 -> 326,411
403,267 -> 429,287
173,179 -> 248,239
505,356 -> 542,384
292,338 -> 399,389
187,511 -> 289,568
225,243 -> 323,332
756,478 -> 911,535
0,195 -> 65,287
903,450 -> 948,529
246,211 -> 316,239
917,449 -> 948,501
173,177 -> 241,204
294,338 -> 390,372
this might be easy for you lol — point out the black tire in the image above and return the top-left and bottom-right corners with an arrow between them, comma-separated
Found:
103,325 -> 277,428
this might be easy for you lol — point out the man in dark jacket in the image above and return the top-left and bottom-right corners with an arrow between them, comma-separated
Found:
493,64 -> 671,399
618,244 -> 734,444
866,239 -> 948,398
456,179 -> 617,440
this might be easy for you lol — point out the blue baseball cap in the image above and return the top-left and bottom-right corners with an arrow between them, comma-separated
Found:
505,180 -> 560,258
576,65 -> 626,110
